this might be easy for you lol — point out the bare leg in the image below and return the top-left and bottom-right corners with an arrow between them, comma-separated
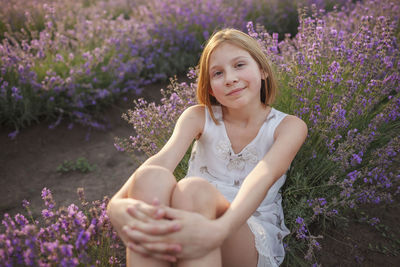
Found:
126,165 -> 177,267
171,177 -> 230,267
220,223 -> 258,267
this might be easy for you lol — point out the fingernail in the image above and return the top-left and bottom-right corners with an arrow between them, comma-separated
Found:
155,209 -> 164,217
153,197 -> 160,205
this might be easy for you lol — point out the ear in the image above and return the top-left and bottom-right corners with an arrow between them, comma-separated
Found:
208,87 -> 214,96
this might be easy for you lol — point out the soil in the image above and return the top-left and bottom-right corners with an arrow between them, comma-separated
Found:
1,79 -> 399,266
315,199 -> 400,266
0,80 -> 166,219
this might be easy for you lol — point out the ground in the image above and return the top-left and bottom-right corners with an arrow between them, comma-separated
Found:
0,80 -> 399,266
0,81 -> 164,218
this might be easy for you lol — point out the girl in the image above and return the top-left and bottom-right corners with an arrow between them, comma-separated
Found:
107,28 -> 307,267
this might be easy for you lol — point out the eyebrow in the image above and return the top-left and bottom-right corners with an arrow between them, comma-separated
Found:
209,55 -> 249,71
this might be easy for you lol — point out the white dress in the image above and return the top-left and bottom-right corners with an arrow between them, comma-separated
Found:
184,105 -> 290,267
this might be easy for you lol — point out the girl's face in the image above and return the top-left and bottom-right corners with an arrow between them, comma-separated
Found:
208,42 -> 264,109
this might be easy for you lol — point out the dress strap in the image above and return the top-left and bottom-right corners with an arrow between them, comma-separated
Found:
264,108 -> 288,140
210,105 -> 223,122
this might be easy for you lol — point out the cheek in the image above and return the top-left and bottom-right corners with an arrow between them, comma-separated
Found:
209,80 -> 222,94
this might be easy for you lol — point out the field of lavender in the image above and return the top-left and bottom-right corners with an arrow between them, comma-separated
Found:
1,0 -> 399,266
0,0 -> 308,138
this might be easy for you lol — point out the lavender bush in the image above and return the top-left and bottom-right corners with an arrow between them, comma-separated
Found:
114,75 -> 197,179
1,0 -> 328,138
0,188 -> 123,266
0,0 -> 244,136
252,1 -> 400,262
116,0 -> 399,265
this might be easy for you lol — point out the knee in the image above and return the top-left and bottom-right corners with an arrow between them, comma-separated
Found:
171,177 -> 220,219
128,165 -> 177,201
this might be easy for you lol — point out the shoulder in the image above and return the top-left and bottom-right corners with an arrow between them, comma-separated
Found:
274,114 -> 308,141
176,104 -> 205,138
179,104 -> 205,122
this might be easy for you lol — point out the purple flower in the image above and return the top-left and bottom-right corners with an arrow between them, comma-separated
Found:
295,216 -> 308,239
41,209 -> 54,219
22,199 -> 30,209
113,143 -> 125,152
14,214 -> 28,226
60,244 -> 73,257
328,61 -> 340,73
8,130 -> 19,140
75,229 -> 91,250
23,248 -> 35,266
11,86 -> 24,102
350,152 -> 363,166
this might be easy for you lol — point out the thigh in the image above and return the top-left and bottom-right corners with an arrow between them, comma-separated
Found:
221,219 -> 258,267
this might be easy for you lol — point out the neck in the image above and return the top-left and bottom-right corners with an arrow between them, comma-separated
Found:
221,102 -> 269,126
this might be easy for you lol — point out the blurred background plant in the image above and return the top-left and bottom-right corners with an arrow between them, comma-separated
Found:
0,0 -> 347,138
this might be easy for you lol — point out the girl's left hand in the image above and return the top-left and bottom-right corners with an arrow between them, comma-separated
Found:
124,206 -> 228,260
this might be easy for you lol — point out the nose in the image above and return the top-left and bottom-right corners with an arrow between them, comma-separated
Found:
225,69 -> 238,86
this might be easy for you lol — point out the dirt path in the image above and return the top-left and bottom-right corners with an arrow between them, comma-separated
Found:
0,80 -> 165,218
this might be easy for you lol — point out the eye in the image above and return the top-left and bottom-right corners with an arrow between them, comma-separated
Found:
213,71 -> 222,77
236,62 -> 245,68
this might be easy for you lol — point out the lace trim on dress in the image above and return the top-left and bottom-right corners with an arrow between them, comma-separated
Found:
215,140 -> 258,171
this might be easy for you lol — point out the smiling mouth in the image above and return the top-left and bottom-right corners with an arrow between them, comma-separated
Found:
226,87 -> 245,96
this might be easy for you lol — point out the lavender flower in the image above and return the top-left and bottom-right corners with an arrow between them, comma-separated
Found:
1,187 -> 123,265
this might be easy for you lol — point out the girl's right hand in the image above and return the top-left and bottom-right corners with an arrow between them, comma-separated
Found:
107,198 -> 182,261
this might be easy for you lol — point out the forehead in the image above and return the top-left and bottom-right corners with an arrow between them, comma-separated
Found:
209,42 -> 252,66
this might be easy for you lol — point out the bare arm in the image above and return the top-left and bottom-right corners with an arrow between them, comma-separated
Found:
109,104 -> 205,202
106,105 -> 204,258
217,115 -> 308,235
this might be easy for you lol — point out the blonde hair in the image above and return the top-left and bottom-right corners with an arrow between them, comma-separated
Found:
196,28 -> 277,123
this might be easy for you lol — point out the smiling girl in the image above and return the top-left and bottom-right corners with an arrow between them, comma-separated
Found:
107,28 -> 308,267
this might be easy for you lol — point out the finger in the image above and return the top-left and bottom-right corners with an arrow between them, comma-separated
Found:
153,207 -> 165,219
152,197 -> 160,206
126,219 -> 181,235
127,242 -> 150,257
135,202 -> 163,219
150,198 -> 166,219
142,242 -> 182,254
162,206 -> 185,220
127,205 -> 150,223
144,219 -> 181,235
124,227 -> 167,243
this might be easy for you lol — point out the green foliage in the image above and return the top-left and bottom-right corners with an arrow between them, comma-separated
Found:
57,157 -> 97,173
246,0 -> 300,39
173,144 -> 193,181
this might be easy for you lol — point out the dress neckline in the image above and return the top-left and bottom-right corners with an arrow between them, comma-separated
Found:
218,106 -> 276,155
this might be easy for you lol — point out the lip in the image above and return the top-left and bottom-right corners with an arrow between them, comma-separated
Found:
226,87 -> 245,96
